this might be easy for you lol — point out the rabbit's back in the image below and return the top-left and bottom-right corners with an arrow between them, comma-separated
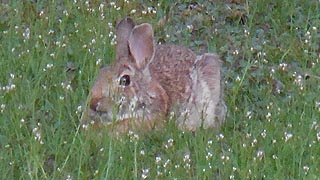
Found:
150,44 -> 196,108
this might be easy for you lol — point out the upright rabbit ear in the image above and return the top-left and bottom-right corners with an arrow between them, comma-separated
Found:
116,18 -> 135,58
128,23 -> 154,69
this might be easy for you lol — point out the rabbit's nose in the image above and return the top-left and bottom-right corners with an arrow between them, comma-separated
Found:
90,98 -> 100,111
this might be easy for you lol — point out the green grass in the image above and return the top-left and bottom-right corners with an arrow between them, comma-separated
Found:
0,0 -> 319,179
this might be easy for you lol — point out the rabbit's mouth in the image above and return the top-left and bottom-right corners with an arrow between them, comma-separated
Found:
83,96 -> 148,127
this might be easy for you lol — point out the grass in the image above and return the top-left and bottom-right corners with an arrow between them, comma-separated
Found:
0,0 -> 319,179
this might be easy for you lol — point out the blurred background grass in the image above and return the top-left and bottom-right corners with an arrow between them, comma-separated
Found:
0,0 -> 319,179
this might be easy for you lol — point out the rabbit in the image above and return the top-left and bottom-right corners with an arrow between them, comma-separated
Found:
80,17 -> 227,133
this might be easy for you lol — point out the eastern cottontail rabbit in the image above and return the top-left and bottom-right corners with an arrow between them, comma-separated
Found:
81,17 -> 227,133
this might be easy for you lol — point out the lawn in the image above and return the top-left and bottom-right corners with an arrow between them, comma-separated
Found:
0,0 -> 319,179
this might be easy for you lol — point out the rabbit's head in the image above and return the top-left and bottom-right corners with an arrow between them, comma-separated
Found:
81,18 -> 169,132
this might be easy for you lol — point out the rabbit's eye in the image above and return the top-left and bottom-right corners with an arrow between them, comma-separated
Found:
119,75 -> 130,86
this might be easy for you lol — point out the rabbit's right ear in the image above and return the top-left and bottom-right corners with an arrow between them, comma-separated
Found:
128,23 -> 154,69
116,18 -> 135,58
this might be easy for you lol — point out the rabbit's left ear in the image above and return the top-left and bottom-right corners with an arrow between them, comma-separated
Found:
128,23 -> 154,69
116,18 -> 135,59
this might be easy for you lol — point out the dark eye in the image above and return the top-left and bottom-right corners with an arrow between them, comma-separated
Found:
119,75 -> 130,86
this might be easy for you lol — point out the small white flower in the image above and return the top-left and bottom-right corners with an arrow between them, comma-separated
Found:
22,27 -> 30,39
186,24 -> 193,32
316,132 -> 320,141
130,9 -> 136,14
246,111 -> 252,119
251,138 -> 257,147
46,63 -> 54,69
257,150 -> 264,160
303,165 -> 309,174
155,156 -> 161,164
96,58 -> 102,65
260,129 -> 267,138
217,133 -> 224,141
284,132 -> 293,142
48,29 -> 54,35
205,151 -> 213,160
141,168 -> 150,179
235,76 -> 241,82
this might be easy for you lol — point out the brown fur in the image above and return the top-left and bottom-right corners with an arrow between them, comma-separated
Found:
81,18 -> 227,133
